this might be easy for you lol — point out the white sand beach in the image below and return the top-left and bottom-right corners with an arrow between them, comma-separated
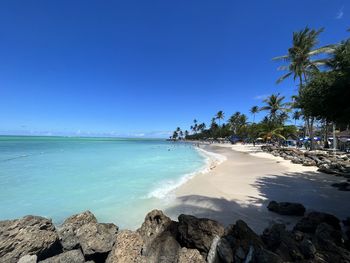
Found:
165,144 -> 350,233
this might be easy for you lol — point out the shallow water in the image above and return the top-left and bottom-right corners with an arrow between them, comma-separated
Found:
0,136 -> 206,228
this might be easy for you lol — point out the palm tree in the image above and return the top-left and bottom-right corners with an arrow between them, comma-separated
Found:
184,130 -> 189,138
215,111 -> 224,126
192,119 -> 198,134
260,94 -> 289,123
260,127 -> 286,143
172,131 -> 178,140
292,111 -> 302,125
250,106 -> 259,123
274,27 -> 334,88
228,112 -> 247,136
198,122 -> 206,132
215,111 -> 224,138
274,27 -> 335,150
179,130 -> 183,140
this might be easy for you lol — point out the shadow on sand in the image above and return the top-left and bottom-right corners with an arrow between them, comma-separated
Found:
165,171 -> 350,233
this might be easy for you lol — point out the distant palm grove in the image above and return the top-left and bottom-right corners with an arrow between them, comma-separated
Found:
171,27 -> 350,151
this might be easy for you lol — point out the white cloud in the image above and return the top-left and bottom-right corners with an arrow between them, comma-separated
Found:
336,7 -> 344,19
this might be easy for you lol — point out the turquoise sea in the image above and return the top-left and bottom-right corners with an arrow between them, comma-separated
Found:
0,136 -> 207,228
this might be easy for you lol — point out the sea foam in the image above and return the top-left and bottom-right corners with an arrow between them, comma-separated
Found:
147,146 -> 227,199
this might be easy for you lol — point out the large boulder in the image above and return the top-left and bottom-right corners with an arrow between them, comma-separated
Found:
216,237 -> 234,263
138,209 -> 174,244
299,239 -> 316,259
0,215 -> 62,263
58,211 -> 97,251
62,210 -> 97,226
314,223 -> 350,262
138,210 -> 181,263
106,230 -> 146,263
76,222 -> 118,260
58,211 -> 118,261
223,220 -> 264,262
38,249 -> 85,263
294,212 -> 341,233
267,201 -> 306,216
177,214 -> 225,258
262,224 -> 302,261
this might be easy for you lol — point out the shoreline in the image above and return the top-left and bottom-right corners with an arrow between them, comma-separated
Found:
164,143 -> 350,233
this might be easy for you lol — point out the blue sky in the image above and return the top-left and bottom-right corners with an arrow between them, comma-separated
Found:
0,1 -> 348,137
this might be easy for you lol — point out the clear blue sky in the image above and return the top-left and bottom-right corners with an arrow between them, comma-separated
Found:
0,1 -> 348,137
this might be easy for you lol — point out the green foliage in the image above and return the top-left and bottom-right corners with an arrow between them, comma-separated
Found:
178,27 -> 349,145
260,94 -> 290,124
274,27 -> 335,87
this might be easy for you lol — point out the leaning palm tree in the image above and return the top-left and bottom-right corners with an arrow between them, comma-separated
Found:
274,27 -> 335,150
250,106 -> 259,123
273,27 -> 335,88
260,94 -> 290,123
216,111 -> 225,138
215,111 -> 224,126
260,127 -> 286,143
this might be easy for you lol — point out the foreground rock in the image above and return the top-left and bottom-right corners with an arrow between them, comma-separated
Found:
294,211 -> 341,233
1,208 -> 350,262
57,211 -> 118,262
39,249 -> 85,263
178,214 -> 225,258
0,216 -> 62,263
267,201 -> 306,216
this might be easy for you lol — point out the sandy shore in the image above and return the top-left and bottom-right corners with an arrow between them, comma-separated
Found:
165,144 -> 350,233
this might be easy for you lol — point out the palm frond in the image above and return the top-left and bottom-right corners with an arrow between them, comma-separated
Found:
308,45 -> 337,56
276,72 -> 292,84
272,55 -> 289,61
277,65 -> 289,71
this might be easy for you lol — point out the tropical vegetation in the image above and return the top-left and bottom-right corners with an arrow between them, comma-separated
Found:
170,27 -> 349,150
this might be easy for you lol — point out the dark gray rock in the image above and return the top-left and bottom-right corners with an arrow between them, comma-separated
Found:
294,212 -> 341,233
138,209 -> 174,245
267,201 -> 306,216
216,237 -> 233,263
314,223 -> 350,262
315,223 -> 343,247
223,220 -> 264,262
253,248 -> 283,263
331,182 -> 350,191
299,239 -> 316,259
76,222 -> 118,258
58,211 -> 97,251
137,210 -> 182,263
0,216 -> 62,263
39,249 -> 85,263
57,211 -> 117,262
262,223 -> 303,261
178,214 -> 225,258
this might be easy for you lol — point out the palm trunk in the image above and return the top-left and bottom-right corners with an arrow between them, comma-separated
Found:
309,117 -> 315,150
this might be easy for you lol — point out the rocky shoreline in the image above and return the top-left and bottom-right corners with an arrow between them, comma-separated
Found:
261,146 -> 350,191
1,202 -> 350,263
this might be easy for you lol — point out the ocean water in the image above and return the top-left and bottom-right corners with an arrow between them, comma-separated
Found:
0,136 -> 209,228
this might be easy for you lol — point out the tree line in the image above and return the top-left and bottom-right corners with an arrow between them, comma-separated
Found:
171,27 -> 349,150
